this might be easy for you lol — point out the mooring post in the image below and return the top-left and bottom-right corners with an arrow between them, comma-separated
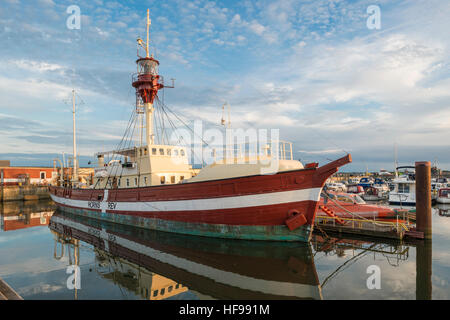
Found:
415,161 -> 432,239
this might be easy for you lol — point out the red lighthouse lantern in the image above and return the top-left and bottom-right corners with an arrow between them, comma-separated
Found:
132,56 -> 163,104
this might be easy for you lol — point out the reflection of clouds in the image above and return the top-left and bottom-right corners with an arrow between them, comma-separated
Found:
431,274 -> 450,299
317,248 -> 417,299
17,283 -> 64,296
0,226 -> 94,278
432,251 -> 450,268
431,211 -> 450,241
0,256 -> 69,277
0,227 -> 49,244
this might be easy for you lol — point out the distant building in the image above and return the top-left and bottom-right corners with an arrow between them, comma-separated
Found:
0,160 -> 95,186
0,164 -> 55,185
0,160 -> 10,167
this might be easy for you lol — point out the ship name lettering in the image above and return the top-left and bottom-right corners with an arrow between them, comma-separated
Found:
88,201 -> 101,209
108,202 -> 117,210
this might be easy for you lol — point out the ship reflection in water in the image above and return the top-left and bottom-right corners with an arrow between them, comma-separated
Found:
0,201 -> 444,300
48,210 -> 323,300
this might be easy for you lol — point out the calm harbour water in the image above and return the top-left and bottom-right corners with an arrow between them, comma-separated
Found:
0,199 -> 449,300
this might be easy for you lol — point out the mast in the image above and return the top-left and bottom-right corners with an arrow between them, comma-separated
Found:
221,103 -> 231,129
133,9 -> 165,148
394,143 -> 398,178
146,9 -> 150,58
72,89 -> 78,185
145,9 -> 152,145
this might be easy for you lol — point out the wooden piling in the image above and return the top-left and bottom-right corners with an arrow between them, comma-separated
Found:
415,161 -> 432,239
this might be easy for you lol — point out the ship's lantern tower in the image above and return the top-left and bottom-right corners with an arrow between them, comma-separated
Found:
133,57 -> 163,105
131,9 -> 166,146
138,57 -> 159,76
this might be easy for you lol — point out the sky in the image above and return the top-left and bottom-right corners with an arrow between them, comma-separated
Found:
0,0 -> 449,171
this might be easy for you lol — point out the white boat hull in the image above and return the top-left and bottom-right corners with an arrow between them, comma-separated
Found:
389,193 -> 416,206
436,197 -> 450,204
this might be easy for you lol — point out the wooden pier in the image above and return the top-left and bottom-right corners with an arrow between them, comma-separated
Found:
0,277 -> 23,300
314,215 -> 413,240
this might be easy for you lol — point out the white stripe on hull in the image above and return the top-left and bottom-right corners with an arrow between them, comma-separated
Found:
51,216 -> 322,299
51,187 -> 322,213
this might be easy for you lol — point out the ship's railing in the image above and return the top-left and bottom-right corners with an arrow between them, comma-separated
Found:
211,140 -> 293,162
131,73 -> 164,86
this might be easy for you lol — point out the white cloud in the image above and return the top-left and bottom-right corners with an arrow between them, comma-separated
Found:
37,0 -> 54,6
248,20 -> 266,35
11,59 -> 64,73
298,148 -> 347,154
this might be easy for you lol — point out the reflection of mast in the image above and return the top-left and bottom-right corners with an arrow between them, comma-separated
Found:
51,230 -> 80,300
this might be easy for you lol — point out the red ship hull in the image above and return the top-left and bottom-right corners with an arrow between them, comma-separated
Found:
49,155 -> 351,241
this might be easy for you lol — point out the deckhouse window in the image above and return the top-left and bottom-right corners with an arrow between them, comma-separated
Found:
398,184 -> 409,193
171,176 -> 175,184
180,176 -> 184,181
144,177 -> 147,185
167,149 -> 171,156
173,149 -> 179,156
126,179 -> 130,187
152,148 -> 157,155
144,148 -> 148,155
180,149 -> 185,156
159,148 -> 164,155
160,176 -> 165,184
135,178 -> 138,186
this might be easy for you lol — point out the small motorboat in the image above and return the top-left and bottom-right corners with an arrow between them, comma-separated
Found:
362,186 -> 389,201
346,185 -> 364,196
436,188 -> 450,204
325,182 -> 347,192
357,177 -> 374,189
389,167 -> 416,206
318,191 -> 405,221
